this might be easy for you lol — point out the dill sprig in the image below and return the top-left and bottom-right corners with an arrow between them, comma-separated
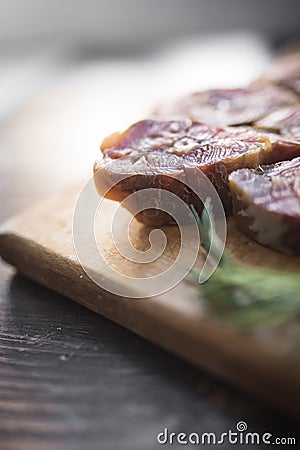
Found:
191,204 -> 300,330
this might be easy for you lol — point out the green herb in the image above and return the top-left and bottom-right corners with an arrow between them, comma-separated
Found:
191,204 -> 300,330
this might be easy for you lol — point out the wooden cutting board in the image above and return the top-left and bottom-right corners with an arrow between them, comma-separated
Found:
0,182 -> 300,422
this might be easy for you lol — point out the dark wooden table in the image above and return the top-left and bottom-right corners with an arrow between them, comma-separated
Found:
0,69 -> 299,450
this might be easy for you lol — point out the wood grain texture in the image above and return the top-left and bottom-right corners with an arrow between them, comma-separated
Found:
1,183 -> 300,423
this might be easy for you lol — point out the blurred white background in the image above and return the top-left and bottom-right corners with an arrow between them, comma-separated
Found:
1,0 -> 300,120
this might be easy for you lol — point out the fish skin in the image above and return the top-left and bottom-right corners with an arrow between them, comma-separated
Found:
154,84 -> 298,127
255,105 -> 300,132
229,158 -> 300,254
95,120 -> 272,224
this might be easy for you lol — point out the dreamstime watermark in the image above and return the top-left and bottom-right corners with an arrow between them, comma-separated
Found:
156,421 -> 297,446
73,154 -> 226,298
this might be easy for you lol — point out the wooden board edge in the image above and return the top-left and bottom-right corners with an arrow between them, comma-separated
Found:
0,231 -> 299,422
